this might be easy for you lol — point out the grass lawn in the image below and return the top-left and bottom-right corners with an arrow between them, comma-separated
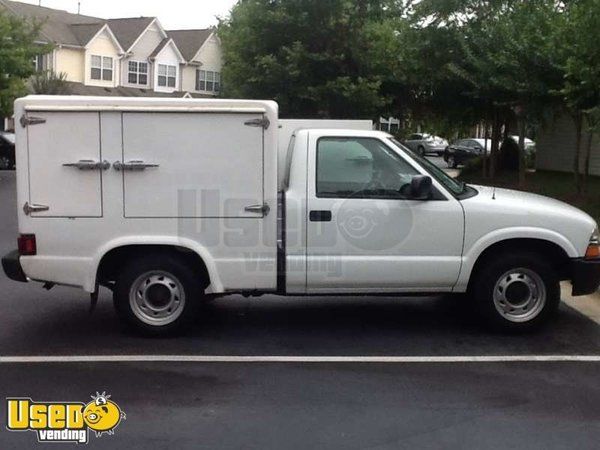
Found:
458,169 -> 600,225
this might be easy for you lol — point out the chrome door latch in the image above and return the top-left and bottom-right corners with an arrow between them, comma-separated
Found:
244,203 -> 270,216
113,160 -> 160,171
63,160 -> 111,171
23,202 -> 49,215
244,117 -> 270,129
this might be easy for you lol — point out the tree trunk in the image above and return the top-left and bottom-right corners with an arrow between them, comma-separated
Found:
490,111 -> 501,179
518,117 -> 526,188
583,129 -> 593,194
573,113 -> 583,194
482,120 -> 488,178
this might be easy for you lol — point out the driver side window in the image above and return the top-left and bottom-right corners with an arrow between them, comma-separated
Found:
316,137 -> 419,199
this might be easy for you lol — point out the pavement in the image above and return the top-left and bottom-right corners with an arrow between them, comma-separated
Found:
1,169 -> 600,449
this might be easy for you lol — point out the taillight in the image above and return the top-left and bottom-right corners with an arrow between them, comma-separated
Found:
18,234 -> 36,256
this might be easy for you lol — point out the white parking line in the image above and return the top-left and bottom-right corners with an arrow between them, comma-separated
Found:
0,355 -> 600,363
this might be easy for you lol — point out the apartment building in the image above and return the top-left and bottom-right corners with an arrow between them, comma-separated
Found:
0,0 -> 222,101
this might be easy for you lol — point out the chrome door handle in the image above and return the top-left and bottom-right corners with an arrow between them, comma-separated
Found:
244,203 -> 270,216
23,202 -> 49,215
113,160 -> 160,171
63,160 -> 110,171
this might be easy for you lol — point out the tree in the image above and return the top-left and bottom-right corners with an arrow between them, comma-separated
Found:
559,0 -> 600,193
0,11 -> 51,117
218,0 -> 404,119
433,1 -> 566,183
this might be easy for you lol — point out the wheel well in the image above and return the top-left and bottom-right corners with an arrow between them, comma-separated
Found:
96,245 -> 210,289
469,238 -> 571,285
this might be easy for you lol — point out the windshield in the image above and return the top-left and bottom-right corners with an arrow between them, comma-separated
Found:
389,138 -> 466,196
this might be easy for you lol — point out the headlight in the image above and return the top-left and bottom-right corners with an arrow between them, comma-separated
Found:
585,226 -> 600,259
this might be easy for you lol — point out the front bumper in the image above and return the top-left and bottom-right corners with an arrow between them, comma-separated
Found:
1,250 -> 27,283
571,258 -> 600,296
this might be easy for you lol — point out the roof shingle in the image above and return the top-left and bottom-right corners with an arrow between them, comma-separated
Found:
106,17 -> 155,51
167,29 -> 213,61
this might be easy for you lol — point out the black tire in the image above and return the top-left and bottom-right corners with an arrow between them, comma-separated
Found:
418,145 -> 426,156
447,156 -> 457,169
113,253 -> 206,336
469,251 -> 560,331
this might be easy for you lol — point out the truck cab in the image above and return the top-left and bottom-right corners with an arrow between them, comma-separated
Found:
3,96 -> 600,335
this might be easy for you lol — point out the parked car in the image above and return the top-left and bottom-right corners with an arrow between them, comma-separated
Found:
444,138 -> 491,168
3,96 -> 600,336
0,131 -> 15,170
404,133 -> 448,156
510,135 -> 536,156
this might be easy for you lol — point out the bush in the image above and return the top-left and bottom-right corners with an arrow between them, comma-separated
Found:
498,138 -> 520,171
460,156 -> 483,176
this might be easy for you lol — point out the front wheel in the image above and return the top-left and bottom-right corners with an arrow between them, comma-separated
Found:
113,253 -> 205,336
0,156 -> 12,170
447,155 -> 457,168
418,145 -> 426,156
469,251 -> 560,331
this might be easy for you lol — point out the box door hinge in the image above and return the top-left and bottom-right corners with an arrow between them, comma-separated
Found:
244,117 -> 270,130
20,115 -> 46,128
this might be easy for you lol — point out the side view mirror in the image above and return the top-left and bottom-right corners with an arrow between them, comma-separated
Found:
409,175 -> 433,200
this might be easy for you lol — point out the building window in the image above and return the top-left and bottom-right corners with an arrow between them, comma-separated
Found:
128,61 -> 148,85
158,64 -> 176,88
196,70 -> 220,93
32,55 -> 45,72
91,55 -> 113,81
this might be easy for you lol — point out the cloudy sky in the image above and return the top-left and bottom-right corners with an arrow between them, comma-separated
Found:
18,0 -> 239,29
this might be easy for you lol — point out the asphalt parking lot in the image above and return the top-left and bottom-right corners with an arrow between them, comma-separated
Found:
1,170 -> 599,449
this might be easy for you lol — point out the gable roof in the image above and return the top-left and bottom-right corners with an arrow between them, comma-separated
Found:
149,38 -> 185,62
69,23 -> 105,46
106,17 -> 155,52
0,0 -> 102,46
0,1 -> 159,51
167,29 -> 213,61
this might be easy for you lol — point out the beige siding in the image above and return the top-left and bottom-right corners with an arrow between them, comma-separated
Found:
121,21 -> 164,88
537,114 -> 600,176
55,47 -> 84,83
84,28 -> 121,87
185,34 -> 222,94
181,65 -> 198,92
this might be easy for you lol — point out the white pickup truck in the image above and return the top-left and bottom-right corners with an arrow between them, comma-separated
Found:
3,96 -> 600,335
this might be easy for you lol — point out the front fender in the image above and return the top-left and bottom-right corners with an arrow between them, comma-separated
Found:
454,227 -> 578,292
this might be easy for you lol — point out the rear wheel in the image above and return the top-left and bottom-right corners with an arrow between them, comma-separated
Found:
470,251 -> 560,331
418,145 -> 426,156
447,156 -> 457,168
113,253 -> 205,336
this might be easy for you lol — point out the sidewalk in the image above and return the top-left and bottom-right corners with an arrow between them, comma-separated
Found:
561,282 -> 600,324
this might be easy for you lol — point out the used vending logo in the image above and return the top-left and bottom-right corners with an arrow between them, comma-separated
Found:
6,392 -> 126,444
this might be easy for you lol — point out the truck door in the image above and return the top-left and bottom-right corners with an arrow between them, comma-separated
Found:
305,134 -> 464,293
25,111 -> 104,217
120,112 -> 265,219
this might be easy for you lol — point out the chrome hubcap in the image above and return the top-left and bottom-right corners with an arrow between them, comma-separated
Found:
129,271 -> 185,326
493,268 -> 546,323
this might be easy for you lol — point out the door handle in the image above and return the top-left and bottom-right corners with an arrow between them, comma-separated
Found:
113,160 -> 159,171
63,160 -> 110,171
244,204 -> 270,216
23,202 -> 49,215
310,210 -> 332,222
